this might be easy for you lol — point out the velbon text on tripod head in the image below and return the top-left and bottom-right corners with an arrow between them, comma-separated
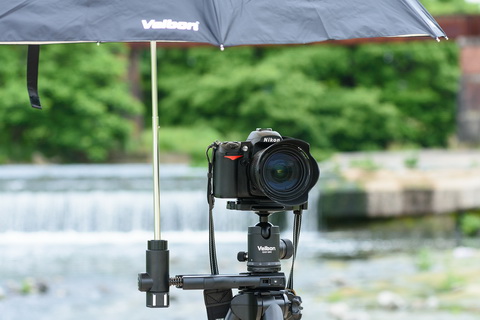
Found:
237,212 -> 294,273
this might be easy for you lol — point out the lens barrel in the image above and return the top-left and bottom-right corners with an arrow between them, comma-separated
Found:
250,139 -> 319,206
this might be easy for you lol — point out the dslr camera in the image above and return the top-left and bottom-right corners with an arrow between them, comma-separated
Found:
212,128 -> 319,211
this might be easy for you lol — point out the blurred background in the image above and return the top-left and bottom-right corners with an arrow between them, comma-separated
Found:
1,0 -> 480,319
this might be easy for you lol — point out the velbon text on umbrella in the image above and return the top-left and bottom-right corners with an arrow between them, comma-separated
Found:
142,19 -> 200,32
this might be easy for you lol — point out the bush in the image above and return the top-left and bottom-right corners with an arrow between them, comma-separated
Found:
0,43 -> 142,163
461,211 -> 480,237
352,42 -> 459,147
0,39 -> 460,163
150,42 -> 457,157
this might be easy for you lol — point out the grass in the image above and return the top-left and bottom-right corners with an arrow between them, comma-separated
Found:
318,248 -> 480,313
134,125 -> 228,165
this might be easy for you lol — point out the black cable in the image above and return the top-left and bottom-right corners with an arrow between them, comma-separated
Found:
287,209 -> 302,290
204,142 -> 233,320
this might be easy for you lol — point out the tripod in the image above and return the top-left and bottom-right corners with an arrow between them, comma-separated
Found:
225,289 -> 302,320
139,211 -> 303,319
177,211 -> 302,320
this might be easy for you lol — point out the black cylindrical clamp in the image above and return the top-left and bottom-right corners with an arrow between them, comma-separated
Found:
138,239 -> 170,308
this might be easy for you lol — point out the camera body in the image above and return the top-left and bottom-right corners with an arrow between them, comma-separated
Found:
212,129 -> 319,210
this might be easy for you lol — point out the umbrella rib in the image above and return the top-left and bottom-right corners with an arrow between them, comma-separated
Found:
0,2 -> 28,19
401,0 -> 446,39
307,0 -> 332,40
210,0 -> 225,47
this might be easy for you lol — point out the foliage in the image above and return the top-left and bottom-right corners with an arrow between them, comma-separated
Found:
148,41 -> 458,159
352,42 -> 459,147
460,211 -> 480,237
349,156 -> 382,171
404,152 -> 420,169
422,0 -> 480,15
415,247 -> 434,271
0,44 -> 142,163
150,125 -> 224,165
0,23 -> 462,163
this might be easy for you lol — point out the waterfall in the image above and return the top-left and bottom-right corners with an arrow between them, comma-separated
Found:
0,164 -> 319,233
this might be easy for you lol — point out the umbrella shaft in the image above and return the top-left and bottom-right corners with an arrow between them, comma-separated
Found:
151,41 -> 161,240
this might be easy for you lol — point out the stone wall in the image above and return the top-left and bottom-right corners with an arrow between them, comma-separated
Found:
319,151 -> 480,219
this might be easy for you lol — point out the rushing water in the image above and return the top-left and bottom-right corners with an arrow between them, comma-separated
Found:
0,164 -> 478,320
0,164 -> 319,233
0,164 -> 323,320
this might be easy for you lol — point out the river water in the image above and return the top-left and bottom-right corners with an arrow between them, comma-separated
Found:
0,164 -> 478,320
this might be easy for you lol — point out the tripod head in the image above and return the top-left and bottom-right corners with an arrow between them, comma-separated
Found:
237,211 -> 294,273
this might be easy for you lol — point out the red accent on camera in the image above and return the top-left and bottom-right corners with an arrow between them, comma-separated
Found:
224,155 -> 243,161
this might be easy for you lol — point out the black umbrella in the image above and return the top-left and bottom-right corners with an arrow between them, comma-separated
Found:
0,1 -> 447,316
1,0 -> 445,46
1,0 -> 447,111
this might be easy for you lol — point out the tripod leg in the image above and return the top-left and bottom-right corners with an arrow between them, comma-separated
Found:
229,292 -> 262,320
262,304 -> 284,320
225,309 -> 241,320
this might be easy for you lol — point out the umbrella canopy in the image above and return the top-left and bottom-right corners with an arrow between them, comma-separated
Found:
0,0 -> 446,46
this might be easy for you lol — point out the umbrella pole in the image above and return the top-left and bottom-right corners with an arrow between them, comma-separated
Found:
137,41 -> 170,308
150,41 -> 161,240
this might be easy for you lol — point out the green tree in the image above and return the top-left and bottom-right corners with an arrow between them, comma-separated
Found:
352,42 -> 459,147
151,42 -> 456,157
422,0 -> 480,15
0,44 -> 142,163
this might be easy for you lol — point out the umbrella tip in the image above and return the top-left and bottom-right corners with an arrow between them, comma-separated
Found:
220,44 -> 225,51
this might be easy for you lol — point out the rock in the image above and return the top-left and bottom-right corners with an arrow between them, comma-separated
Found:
377,290 -> 407,310
347,311 -> 370,320
425,296 -> 439,309
328,302 -> 351,320
37,281 -> 49,294
453,246 -> 478,259
328,303 -> 371,320
331,275 -> 348,287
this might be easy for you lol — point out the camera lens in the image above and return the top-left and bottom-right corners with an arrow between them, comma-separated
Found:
250,140 -> 319,206
264,153 -> 301,192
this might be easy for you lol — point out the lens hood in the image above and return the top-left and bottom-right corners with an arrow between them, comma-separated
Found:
250,138 -> 319,206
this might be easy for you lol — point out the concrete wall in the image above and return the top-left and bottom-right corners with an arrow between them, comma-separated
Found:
319,151 -> 480,219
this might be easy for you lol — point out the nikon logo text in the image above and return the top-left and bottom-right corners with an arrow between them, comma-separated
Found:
257,246 -> 276,253
142,19 -> 200,32
262,137 -> 281,143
